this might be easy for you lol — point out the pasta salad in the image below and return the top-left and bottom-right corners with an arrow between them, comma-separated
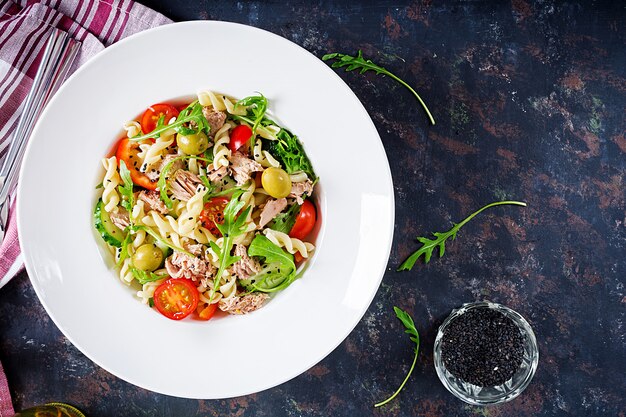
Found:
94,91 -> 318,321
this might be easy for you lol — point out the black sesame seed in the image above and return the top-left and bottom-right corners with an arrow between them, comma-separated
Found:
441,308 -> 524,387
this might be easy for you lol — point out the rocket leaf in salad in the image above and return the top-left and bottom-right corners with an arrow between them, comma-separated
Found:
242,234 -> 297,292
269,203 -> 301,234
265,129 -> 316,180
209,191 -> 252,299
118,160 -> 134,212
129,101 -> 209,141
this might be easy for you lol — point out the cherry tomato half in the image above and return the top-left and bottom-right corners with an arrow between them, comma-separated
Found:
289,199 -> 316,240
140,103 -> 179,134
115,137 -> 157,190
198,303 -> 219,320
229,125 -> 253,152
153,278 -> 199,320
199,197 -> 229,236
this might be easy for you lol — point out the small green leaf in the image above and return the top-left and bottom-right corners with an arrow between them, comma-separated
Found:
322,50 -> 436,125
398,201 -> 527,271
374,307 -> 420,407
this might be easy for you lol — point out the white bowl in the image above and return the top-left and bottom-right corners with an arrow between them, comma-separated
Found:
17,21 -> 394,399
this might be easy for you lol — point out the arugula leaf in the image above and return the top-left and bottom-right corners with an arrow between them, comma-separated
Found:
118,160 -> 134,212
148,297 -> 155,308
374,307 -> 420,408
323,50 -> 435,125
130,267 -> 168,285
269,203 -> 301,234
129,101 -> 208,141
265,129 -> 316,180
95,183 -> 104,190
237,94 -> 268,135
130,225 -> 192,257
241,234 -> 297,292
398,201 -> 527,271
116,232 -> 133,266
209,191 -> 252,298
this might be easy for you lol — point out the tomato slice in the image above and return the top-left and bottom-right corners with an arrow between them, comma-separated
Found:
199,197 -> 229,236
198,303 -> 219,320
115,137 -> 157,190
140,103 -> 179,134
289,199 -> 316,240
229,125 -> 253,152
153,278 -> 199,320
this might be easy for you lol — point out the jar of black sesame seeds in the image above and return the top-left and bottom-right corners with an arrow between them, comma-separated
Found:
433,301 -> 539,405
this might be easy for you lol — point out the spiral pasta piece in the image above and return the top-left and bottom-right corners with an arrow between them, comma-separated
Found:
101,157 -> 121,212
123,121 -> 142,138
197,90 -> 247,116
140,129 -> 175,172
141,211 -> 184,249
177,187 -> 207,235
119,258 -> 134,285
253,138 -> 281,168
263,229 -> 315,258
212,123 -> 232,168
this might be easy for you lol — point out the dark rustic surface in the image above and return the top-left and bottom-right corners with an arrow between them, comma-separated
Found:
1,1 -> 624,416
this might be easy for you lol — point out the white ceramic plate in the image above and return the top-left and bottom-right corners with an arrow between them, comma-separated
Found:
18,21 -> 394,399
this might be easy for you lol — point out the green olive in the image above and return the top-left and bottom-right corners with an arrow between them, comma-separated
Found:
261,167 -> 292,198
176,131 -> 209,155
132,244 -> 163,271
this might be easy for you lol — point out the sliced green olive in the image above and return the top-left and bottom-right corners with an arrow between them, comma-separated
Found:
177,131 -> 209,155
261,167 -> 292,198
132,243 -> 164,271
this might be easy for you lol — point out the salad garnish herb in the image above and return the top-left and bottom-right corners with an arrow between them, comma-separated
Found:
398,201 -> 527,271
269,203 -> 301,234
129,101 -> 209,141
375,307 -> 420,408
118,160 -> 134,212
236,94 -> 268,135
266,129 -> 316,180
131,225 -> 192,257
130,267 -> 168,285
322,50 -> 436,125
243,235 -> 297,292
209,191 -> 252,299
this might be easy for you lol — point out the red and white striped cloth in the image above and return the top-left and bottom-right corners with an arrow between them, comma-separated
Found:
0,0 -> 171,292
0,3 -> 170,412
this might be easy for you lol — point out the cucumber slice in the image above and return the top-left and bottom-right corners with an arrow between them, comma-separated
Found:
94,199 -> 126,247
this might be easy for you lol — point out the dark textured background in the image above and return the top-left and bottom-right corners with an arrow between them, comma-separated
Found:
1,1 -> 625,416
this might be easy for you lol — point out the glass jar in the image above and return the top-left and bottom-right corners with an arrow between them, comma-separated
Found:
433,301 -> 539,405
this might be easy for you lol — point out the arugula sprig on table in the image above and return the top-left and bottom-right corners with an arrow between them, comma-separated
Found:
209,191 -> 252,299
398,201 -> 527,271
129,101 -> 209,141
375,307 -> 420,408
322,50 -> 435,125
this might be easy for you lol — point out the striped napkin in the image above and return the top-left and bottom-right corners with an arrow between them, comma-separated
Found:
0,0 -> 172,292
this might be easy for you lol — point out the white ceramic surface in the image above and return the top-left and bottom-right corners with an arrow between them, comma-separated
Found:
17,21 -> 394,399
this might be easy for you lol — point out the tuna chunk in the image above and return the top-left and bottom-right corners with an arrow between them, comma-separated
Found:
289,179 -> 313,205
230,151 -> 262,185
170,170 -> 203,201
165,251 -> 215,281
109,208 -> 130,230
258,198 -> 287,228
145,154 -> 183,182
202,107 -> 227,138
218,293 -> 269,315
206,163 -> 229,182
230,244 -> 260,280
138,190 -> 168,215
